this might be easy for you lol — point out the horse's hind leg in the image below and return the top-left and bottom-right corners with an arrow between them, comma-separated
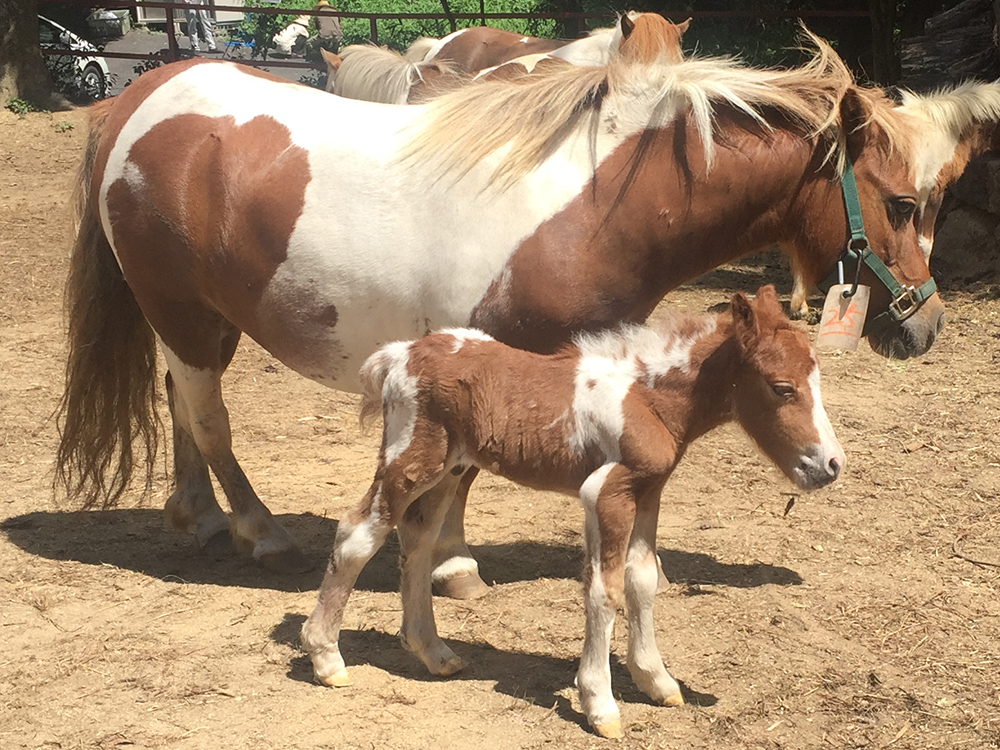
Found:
399,471 -> 468,676
159,327 -> 309,573
431,468 -> 490,600
163,370 -> 230,554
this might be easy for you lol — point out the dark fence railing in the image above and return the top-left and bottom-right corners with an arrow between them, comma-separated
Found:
44,2 -> 875,76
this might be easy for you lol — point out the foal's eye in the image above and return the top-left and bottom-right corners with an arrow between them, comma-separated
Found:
887,197 -> 917,227
771,382 -> 796,399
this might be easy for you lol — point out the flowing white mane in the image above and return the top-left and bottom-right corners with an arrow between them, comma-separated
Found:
333,44 -> 458,105
403,31 -> 876,187
899,81 -> 1000,140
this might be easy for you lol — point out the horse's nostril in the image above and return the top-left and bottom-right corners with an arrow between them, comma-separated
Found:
936,311 -> 947,334
828,457 -> 840,479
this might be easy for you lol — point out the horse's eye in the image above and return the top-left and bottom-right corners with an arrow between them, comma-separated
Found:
887,197 -> 917,226
771,382 -> 796,399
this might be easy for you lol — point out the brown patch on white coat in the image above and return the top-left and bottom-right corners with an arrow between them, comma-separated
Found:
301,285 -> 844,738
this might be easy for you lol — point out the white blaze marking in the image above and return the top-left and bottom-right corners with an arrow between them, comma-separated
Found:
439,328 -> 495,352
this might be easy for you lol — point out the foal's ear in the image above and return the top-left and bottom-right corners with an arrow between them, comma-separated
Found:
731,292 -> 759,352
840,87 -> 872,161
621,13 -> 635,39
677,18 -> 691,34
753,284 -> 783,319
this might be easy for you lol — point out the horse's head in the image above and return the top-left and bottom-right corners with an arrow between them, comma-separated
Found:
791,86 -> 946,359
730,285 -> 845,490
619,12 -> 689,64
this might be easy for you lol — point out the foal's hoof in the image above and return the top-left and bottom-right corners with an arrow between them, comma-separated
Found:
593,719 -> 623,739
257,545 -> 314,574
661,690 -> 685,707
433,571 -> 490,600
316,667 -> 352,687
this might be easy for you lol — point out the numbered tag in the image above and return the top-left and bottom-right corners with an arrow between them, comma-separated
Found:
817,284 -> 870,351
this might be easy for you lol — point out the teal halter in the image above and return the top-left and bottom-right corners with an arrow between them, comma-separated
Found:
820,158 -> 938,323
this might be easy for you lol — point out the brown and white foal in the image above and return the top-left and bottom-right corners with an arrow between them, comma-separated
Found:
301,285 -> 844,738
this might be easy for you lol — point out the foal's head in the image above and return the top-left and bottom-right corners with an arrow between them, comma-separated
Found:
729,286 -> 845,490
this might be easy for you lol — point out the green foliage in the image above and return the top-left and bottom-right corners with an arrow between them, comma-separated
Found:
234,0 -> 561,56
55,120 -> 75,133
5,98 -> 35,117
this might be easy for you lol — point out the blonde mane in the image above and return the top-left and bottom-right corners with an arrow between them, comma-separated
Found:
898,80 -> 1000,140
333,44 -> 459,104
404,31 -> 907,187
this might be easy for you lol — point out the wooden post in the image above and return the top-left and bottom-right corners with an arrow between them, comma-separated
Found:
166,6 -> 179,62
869,0 -> 898,84
369,16 -> 378,44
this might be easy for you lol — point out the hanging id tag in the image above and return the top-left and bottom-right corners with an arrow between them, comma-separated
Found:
817,284 -> 870,351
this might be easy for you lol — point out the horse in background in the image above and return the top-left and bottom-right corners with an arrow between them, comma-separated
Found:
300,286 -> 844,737
326,13 -> 687,106
407,12 -> 688,73
321,46 -> 461,104
58,33 -> 957,585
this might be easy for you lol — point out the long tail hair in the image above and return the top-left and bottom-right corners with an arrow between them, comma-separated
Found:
54,100 -> 161,508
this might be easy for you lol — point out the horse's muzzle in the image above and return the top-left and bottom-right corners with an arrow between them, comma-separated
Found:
866,298 -> 946,360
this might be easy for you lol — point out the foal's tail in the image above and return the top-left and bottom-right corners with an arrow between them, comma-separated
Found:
54,99 -> 160,509
358,347 -> 394,430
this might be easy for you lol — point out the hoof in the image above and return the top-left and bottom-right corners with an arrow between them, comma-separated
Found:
201,528 -> 234,559
435,655 -> 467,677
257,545 -> 314,574
593,720 -> 623,739
316,667 -> 352,687
433,571 -> 490,600
661,690 -> 685,707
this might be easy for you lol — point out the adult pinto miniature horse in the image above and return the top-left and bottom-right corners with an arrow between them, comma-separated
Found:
59,34 -> 953,582
407,12 -> 687,73
326,14 -> 686,106
301,286 -> 845,737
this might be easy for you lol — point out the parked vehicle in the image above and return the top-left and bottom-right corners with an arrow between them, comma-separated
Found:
38,15 -> 110,101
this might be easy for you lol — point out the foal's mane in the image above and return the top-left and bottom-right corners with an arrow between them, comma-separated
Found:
404,30 -> 903,187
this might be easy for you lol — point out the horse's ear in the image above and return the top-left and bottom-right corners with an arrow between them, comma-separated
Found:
731,292 -> 759,352
321,48 -> 343,70
677,18 -> 691,34
840,87 -> 871,161
620,13 -> 635,39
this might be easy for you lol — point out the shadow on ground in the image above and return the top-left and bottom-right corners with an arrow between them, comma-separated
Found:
2,509 -> 802,592
271,613 -> 719,735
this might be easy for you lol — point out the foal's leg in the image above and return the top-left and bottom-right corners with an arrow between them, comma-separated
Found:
577,463 -> 636,739
300,480 -> 397,686
431,468 -> 491,600
625,480 -> 683,707
160,339 -> 309,573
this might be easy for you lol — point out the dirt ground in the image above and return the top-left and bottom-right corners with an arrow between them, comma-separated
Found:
1,107 -> 999,750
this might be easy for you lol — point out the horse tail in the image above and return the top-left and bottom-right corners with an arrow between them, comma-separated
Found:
358,348 -> 394,431
55,99 -> 160,509
404,36 -> 438,63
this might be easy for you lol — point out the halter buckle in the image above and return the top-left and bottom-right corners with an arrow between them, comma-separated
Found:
889,285 -> 919,321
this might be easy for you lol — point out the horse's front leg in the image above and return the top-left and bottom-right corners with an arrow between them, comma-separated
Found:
431,468 -> 491,599
625,480 -> 683,707
577,463 -> 635,739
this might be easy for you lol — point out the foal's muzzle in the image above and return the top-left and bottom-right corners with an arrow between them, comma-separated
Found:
793,451 -> 842,490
